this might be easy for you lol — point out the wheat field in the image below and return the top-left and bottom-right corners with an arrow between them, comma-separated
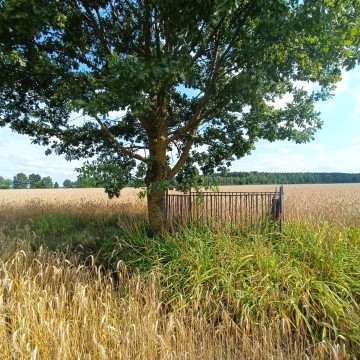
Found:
0,184 -> 359,359
1,183 -> 359,225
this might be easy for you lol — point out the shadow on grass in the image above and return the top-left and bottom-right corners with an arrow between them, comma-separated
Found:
2,210 -> 149,268
2,209 -> 360,354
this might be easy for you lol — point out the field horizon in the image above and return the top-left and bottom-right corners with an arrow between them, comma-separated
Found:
1,183 -> 359,226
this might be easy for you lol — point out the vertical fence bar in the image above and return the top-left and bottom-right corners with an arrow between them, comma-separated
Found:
268,193 -> 271,232
189,190 -> 192,223
164,190 -> 285,232
255,193 -> 259,233
239,194 -> 242,227
235,193 -> 238,226
261,193 -> 264,227
165,189 -> 169,226
279,185 -> 284,233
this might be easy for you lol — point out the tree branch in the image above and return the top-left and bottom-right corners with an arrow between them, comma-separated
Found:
166,94 -> 208,144
191,14 -> 226,65
216,0 -> 256,66
144,0 -> 152,61
168,131 -> 196,178
94,116 -> 146,162
73,0 -> 113,55
167,36 -> 219,143
168,1 -> 256,144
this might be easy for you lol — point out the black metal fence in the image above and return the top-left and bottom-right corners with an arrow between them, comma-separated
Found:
165,186 -> 284,232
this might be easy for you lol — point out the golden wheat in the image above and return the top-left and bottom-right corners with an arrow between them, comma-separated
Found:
1,184 -> 359,225
0,185 -> 359,359
0,243 -> 353,359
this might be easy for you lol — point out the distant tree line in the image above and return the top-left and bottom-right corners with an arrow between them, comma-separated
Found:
0,173 -> 59,189
62,179 -> 85,188
203,172 -> 360,186
0,172 -> 102,189
0,172 -> 95,189
1,172 -> 359,190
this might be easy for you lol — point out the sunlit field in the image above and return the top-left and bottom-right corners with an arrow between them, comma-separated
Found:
1,183 -> 359,225
0,184 -> 359,359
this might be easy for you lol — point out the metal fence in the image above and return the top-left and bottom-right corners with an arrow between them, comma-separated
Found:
165,185 -> 284,232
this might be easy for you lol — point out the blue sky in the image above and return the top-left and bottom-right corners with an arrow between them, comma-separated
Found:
0,67 -> 359,184
232,67 -> 360,173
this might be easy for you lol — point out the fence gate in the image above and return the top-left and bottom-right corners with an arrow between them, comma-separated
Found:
165,185 -> 284,232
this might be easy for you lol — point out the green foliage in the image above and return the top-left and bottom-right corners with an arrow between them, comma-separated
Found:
28,173 -> 54,188
76,156 -> 136,197
12,172 -> 28,189
76,173 -> 98,188
203,172 -> 360,185
62,179 -> 77,188
6,212 -> 360,354
175,162 -> 203,192
40,176 -> 53,188
0,176 -> 12,189
0,0 -> 358,203
53,182 -> 59,188
29,173 -> 42,188
5,173 -> 56,189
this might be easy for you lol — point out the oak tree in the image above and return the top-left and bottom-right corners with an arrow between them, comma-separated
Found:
0,0 -> 358,230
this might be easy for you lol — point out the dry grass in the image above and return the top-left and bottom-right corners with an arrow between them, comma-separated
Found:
0,188 -> 145,224
1,183 -> 359,225
0,185 -> 359,359
208,184 -> 359,226
0,242 -> 354,360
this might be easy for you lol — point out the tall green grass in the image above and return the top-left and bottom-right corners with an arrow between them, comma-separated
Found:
1,209 -> 359,357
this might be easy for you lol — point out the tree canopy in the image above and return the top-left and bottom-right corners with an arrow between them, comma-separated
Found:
29,173 -> 42,188
40,175 -> 54,188
12,173 -> 29,189
63,179 -> 75,188
0,0 -> 358,230
0,176 -> 12,189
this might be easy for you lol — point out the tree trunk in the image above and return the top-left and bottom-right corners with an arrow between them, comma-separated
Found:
145,126 -> 168,233
147,188 -> 166,233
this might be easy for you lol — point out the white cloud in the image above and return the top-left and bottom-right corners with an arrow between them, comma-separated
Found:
293,80 -> 317,94
278,147 -> 290,154
272,92 -> 293,110
351,136 -> 360,145
270,81 -> 317,110
108,110 -> 127,120
231,140 -> 359,173
349,85 -> 360,120
0,127 -> 83,182
334,71 -> 350,95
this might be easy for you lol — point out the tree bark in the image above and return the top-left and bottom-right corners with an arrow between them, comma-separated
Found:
147,188 -> 166,233
145,124 -> 168,233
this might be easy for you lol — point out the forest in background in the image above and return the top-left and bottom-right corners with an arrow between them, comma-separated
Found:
1,172 -> 360,189
202,172 -> 360,186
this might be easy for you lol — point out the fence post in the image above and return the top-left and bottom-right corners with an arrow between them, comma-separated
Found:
279,185 -> 284,232
164,189 -> 168,227
188,189 -> 192,223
